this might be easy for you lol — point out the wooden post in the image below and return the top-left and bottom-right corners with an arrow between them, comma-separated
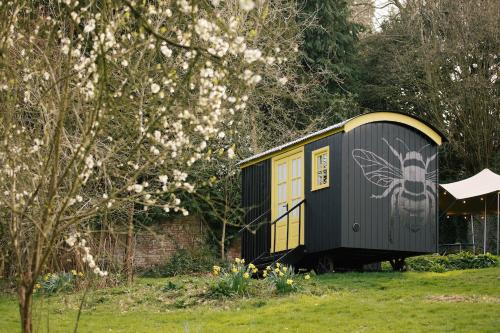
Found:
497,192 -> 499,256
483,200 -> 487,255
471,214 -> 475,254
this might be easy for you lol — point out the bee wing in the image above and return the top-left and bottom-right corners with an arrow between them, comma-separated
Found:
425,169 -> 437,183
352,149 -> 403,188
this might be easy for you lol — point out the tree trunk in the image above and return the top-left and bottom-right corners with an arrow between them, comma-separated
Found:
220,220 -> 226,261
18,284 -> 33,333
125,205 -> 134,285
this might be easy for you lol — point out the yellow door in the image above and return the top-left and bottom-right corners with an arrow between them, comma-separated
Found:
271,147 -> 304,252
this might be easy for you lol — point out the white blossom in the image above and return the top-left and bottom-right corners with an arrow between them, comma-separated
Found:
239,0 -> 255,11
244,49 -> 262,63
227,148 -> 235,159
278,77 -> 288,85
160,45 -> 172,58
151,83 -> 160,94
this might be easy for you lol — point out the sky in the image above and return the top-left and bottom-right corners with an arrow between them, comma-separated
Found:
373,0 -> 397,30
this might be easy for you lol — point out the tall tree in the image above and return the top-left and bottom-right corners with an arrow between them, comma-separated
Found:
356,0 -> 500,180
0,1 -> 276,331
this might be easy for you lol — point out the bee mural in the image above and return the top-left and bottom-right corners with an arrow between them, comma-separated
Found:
352,138 -> 437,243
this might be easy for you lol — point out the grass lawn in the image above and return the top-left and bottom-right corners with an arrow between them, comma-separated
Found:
1,266 -> 499,332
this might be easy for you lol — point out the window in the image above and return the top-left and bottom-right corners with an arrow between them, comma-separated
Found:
311,146 -> 329,191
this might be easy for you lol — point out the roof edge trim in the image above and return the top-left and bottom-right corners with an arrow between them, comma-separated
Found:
238,111 -> 446,169
344,112 -> 443,146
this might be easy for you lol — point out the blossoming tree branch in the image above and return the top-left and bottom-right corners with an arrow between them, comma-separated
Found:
0,0 -> 278,332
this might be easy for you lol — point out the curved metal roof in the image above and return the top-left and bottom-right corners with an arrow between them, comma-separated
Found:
239,111 -> 446,168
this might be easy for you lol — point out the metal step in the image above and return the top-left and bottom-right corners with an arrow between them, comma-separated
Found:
252,245 -> 306,270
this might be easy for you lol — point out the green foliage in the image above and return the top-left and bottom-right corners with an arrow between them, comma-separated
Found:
263,264 -> 301,294
209,259 -> 257,298
35,271 -> 82,294
299,0 -> 363,93
162,281 -> 181,292
140,248 -> 218,278
407,252 -> 498,273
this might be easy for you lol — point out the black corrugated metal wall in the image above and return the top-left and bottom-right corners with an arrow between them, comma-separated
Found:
341,122 -> 438,253
241,160 -> 271,262
304,134 -> 343,253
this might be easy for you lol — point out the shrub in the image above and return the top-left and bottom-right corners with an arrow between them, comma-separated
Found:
140,247 -> 218,278
406,252 -> 498,272
35,270 -> 84,294
264,263 -> 302,294
209,258 -> 257,297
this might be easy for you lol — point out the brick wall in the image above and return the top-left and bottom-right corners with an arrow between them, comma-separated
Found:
226,237 -> 241,261
105,216 -> 205,269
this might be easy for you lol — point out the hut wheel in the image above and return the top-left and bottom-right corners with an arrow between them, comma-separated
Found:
389,258 -> 407,272
316,255 -> 335,274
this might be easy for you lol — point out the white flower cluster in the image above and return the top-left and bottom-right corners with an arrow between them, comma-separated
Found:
0,0 -> 280,277
66,233 -> 108,277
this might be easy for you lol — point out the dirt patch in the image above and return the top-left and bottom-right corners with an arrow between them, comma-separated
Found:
427,295 -> 500,304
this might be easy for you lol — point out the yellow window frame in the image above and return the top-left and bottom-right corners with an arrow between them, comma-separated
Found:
311,146 -> 330,191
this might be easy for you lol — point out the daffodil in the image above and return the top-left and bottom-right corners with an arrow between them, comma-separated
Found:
263,271 -> 268,277
235,258 -> 241,264
232,267 -> 238,273
282,267 -> 288,272
71,269 -> 77,276
248,263 -> 255,269
304,274 -> 310,280
276,263 -> 281,268
252,268 -> 258,274
243,272 -> 250,279
286,279 -> 294,285
279,271 -> 284,277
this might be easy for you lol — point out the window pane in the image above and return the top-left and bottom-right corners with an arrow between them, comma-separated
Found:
278,203 -> 287,217
278,183 -> 286,202
314,150 -> 329,188
278,163 -> 286,182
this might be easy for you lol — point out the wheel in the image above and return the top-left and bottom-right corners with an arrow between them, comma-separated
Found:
316,255 -> 335,274
389,258 -> 406,271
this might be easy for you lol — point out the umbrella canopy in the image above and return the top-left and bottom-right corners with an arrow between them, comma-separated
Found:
440,169 -> 500,215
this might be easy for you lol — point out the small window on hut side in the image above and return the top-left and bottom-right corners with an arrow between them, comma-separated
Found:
311,146 -> 329,191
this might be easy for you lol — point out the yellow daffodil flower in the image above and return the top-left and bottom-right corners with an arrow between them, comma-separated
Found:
243,272 -> 250,279
304,274 -> 311,280
282,267 -> 288,272
286,279 -> 294,285
235,258 -> 241,264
